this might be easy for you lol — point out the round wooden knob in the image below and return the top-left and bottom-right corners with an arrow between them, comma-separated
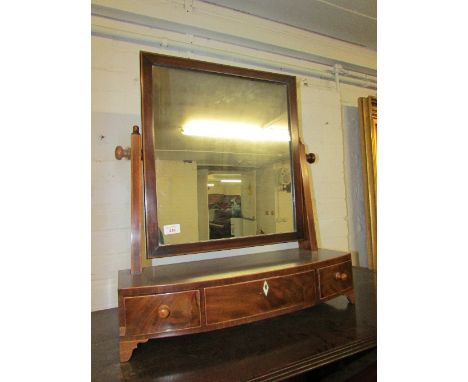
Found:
115,146 -> 131,160
158,305 -> 170,319
305,153 -> 316,163
335,272 -> 348,281
115,146 -> 124,160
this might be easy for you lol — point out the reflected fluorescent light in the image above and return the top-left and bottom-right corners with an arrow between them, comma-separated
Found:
207,183 -> 215,187
182,119 -> 290,142
221,179 -> 242,183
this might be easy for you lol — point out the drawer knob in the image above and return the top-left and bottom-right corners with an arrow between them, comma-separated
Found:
158,305 -> 170,319
335,272 -> 348,281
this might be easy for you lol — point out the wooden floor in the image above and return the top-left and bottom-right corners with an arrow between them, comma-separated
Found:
92,267 -> 376,381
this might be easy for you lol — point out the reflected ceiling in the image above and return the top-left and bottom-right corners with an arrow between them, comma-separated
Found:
152,66 -> 291,169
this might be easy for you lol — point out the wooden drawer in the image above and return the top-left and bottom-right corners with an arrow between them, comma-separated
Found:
318,261 -> 353,299
205,271 -> 316,325
123,291 -> 201,336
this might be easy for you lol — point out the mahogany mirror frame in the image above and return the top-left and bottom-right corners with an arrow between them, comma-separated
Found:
140,51 -> 305,258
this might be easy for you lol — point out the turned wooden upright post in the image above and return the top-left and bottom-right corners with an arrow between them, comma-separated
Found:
130,126 -> 142,274
298,141 -> 318,251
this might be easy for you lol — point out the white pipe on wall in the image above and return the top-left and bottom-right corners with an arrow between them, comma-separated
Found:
91,16 -> 377,90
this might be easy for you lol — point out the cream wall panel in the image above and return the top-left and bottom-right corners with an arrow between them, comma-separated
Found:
310,163 -> 346,184
92,252 -> 130,280
92,105 -> 137,311
315,146 -> 344,170
92,180 -> 130,208
91,116 -> 135,162
320,236 -> 349,251
299,84 -> 349,252
340,83 -> 377,106
92,228 -> 131,257
92,279 -> 118,311
313,181 -> 349,200
92,0 -> 376,70
91,202 -> 130,232
303,127 -> 345,149
92,160 -> 130,186
91,161 -> 130,206
92,90 -> 141,115
319,218 -> 348,238
91,37 -> 141,115
91,68 -> 139,93
315,199 -> 348,220
92,91 -> 126,113
92,37 -> 141,72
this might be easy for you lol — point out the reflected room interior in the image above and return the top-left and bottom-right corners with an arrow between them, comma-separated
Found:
152,66 -> 296,246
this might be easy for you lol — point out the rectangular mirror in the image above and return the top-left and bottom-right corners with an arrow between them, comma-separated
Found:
141,52 -> 305,257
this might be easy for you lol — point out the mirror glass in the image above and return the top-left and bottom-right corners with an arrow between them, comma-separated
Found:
152,65 -> 295,246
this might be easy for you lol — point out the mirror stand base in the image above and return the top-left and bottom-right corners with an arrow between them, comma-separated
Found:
119,339 -> 149,363
118,247 -> 354,362
345,290 -> 356,304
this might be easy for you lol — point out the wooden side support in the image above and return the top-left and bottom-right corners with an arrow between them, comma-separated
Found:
130,126 -> 143,274
115,126 -> 149,273
298,140 -> 318,251
119,338 -> 149,362
344,290 -> 356,304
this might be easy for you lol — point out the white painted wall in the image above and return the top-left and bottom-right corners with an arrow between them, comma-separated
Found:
91,0 -> 376,311
299,84 -> 348,250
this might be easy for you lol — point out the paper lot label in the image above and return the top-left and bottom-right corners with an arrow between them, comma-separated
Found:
163,224 -> 180,235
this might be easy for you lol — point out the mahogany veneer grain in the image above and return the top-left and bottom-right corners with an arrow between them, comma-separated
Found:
118,248 -> 356,361
124,291 -> 201,336
204,270 -> 316,325
318,260 -> 354,299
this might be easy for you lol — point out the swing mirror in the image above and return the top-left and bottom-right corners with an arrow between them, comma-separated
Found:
140,52 -> 305,257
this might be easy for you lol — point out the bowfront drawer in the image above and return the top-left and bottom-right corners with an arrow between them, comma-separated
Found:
205,271 -> 316,325
318,261 -> 353,299
123,290 -> 201,336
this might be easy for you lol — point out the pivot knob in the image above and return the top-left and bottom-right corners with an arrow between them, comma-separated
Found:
335,272 -> 348,281
158,305 -> 170,319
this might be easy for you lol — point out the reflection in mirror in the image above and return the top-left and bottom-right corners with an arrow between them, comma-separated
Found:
152,65 -> 295,246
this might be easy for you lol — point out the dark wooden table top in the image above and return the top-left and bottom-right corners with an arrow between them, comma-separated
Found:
92,267 -> 376,381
